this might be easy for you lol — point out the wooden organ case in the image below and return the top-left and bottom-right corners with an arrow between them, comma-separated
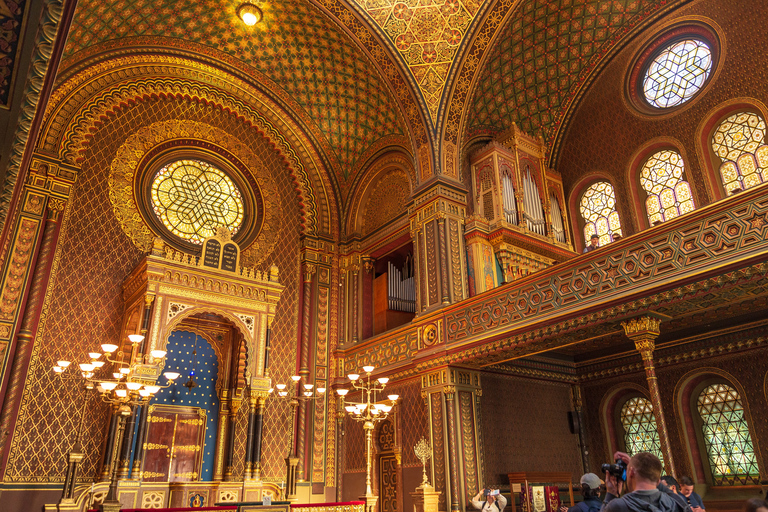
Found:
465,124 -> 576,294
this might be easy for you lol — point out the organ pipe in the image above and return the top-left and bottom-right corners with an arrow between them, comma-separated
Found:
523,167 -> 546,236
501,172 -> 518,224
387,260 -> 416,313
550,193 -> 566,243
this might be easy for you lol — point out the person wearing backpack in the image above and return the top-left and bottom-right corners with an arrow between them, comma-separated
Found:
561,473 -> 603,512
470,488 -> 508,512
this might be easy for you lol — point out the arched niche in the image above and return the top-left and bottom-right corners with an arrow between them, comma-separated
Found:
122,237 -> 284,396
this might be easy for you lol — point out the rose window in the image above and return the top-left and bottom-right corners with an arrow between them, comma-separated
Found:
150,159 -> 245,244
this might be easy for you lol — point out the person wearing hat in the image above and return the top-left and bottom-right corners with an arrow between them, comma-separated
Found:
561,473 -> 603,512
471,487 -> 508,512
583,234 -> 600,253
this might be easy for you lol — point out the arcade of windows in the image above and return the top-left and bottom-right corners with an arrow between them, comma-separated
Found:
578,109 -> 767,248
616,382 -> 759,484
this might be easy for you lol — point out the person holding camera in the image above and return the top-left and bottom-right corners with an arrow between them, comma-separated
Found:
601,451 -> 691,512
471,488 -> 507,512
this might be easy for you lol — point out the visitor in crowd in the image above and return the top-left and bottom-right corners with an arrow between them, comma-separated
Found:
743,498 -> 768,512
601,451 -> 691,512
583,234 -> 599,253
560,473 -> 603,512
679,476 -> 705,511
660,476 -> 679,494
471,488 -> 507,512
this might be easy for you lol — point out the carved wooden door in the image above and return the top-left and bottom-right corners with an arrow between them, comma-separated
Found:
142,405 -> 206,482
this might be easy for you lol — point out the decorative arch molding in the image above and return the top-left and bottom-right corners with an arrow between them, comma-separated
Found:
37,49 -> 340,237
159,307 -> 252,392
567,172 -> 625,252
625,136 -> 700,230
694,97 -> 768,203
673,367 -> 764,485
599,382 -> 651,461
346,151 -> 416,238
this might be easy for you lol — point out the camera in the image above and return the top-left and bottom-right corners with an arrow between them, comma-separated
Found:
601,459 -> 627,481
484,489 -> 500,497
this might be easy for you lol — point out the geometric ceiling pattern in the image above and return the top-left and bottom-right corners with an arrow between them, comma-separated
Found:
465,0 -> 673,151
352,0 -> 483,123
63,0 -> 409,189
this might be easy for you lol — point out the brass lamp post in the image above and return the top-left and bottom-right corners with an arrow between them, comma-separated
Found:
336,366 -> 399,512
52,334 -> 179,512
269,375 -> 326,500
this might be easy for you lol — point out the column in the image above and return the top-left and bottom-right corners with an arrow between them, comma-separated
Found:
243,395 -> 257,480
116,405 -> 137,479
131,404 -> 149,479
621,315 -> 676,476
444,389 -> 461,512
224,397 -> 241,481
100,406 -> 119,481
296,263 -> 315,481
250,394 -> 267,480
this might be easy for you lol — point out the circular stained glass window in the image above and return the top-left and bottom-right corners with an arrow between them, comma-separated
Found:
150,159 -> 245,244
643,39 -> 712,108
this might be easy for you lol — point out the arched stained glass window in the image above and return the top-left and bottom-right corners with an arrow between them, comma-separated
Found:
579,182 -> 622,247
621,397 -> 665,464
643,39 -> 712,108
151,159 -> 245,245
712,112 -> 768,196
697,384 -> 760,485
640,150 -> 695,224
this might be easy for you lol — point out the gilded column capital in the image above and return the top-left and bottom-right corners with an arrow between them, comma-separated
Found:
303,263 -> 316,282
620,315 -> 662,339
634,339 -> 656,361
144,293 -> 156,307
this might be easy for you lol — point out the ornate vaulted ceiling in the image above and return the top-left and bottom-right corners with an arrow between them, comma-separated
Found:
55,0 -> 691,208
62,0 -> 411,199
462,0 -> 684,159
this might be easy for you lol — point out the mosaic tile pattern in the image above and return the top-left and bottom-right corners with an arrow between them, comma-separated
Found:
63,0 -> 407,185
466,0 -> 671,147
354,0 -> 481,122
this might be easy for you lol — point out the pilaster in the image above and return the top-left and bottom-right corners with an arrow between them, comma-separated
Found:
421,367 -> 483,512
409,182 -> 468,313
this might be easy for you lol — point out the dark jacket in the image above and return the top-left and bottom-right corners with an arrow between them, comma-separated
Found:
601,484 -> 692,512
568,497 -> 603,512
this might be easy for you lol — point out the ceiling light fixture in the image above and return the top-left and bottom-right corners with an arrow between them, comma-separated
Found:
237,3 -> 263,26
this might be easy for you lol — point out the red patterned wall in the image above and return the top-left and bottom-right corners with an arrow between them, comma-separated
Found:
5,97 -> 302,482
481,373 -> 582,486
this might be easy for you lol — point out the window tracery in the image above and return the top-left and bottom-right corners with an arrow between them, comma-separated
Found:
711,112 -> 768,195
579,181 -> 622,247
620,397 -> 665,464
697,384 -> 760,485
643,39 -> 712,109
640,150 -> 695,224
151,159 -> 245,245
